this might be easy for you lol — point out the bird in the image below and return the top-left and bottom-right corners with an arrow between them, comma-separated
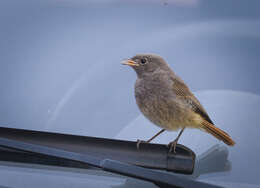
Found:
122,53 -> 235,153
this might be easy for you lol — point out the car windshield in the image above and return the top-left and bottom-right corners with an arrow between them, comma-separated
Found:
0,0 -> 260,187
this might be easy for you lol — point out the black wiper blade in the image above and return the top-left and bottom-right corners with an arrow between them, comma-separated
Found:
0,127 -> 194,174
0,137 -> 101,168
0,137 -> 223,188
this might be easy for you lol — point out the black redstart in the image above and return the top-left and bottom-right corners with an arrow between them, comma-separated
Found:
122,54 -> 235,152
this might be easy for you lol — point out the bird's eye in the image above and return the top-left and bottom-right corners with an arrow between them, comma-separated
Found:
140,58 -> 147,65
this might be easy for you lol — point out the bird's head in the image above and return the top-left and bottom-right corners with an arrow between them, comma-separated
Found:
122,54 -> 171,78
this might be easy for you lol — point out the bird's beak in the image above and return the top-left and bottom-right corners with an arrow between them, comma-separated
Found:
121,59 -> 139,67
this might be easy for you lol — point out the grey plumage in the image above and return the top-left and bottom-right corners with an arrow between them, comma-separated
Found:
122,53 -> 235,151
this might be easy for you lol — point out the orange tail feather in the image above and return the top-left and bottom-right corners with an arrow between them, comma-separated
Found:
201,120 -> 235,146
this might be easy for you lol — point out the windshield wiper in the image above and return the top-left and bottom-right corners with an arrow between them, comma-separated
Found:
0,137 -> 222,188
0,127 -> 224,188
0,127 -> 194,173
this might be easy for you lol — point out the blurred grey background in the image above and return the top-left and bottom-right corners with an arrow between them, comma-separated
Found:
1,0 -> 260,137
0,0 -> 260,187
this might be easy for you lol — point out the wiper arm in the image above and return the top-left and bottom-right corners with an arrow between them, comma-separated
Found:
0,137 -> 223,188
0,127 -> 194,174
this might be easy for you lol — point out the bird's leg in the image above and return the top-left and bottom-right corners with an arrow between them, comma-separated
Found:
168,127 -> 185,153
137,129 -> 165,149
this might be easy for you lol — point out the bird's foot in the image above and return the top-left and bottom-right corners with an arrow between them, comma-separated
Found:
136,139 -> 148,149
168,140 -> 178,153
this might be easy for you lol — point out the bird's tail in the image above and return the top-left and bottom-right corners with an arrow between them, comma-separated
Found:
201,120 -> 235,146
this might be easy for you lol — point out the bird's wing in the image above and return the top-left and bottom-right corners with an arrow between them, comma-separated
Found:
170,75 -> 214,124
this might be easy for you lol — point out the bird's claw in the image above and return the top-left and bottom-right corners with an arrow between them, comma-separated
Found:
168,140 -> 177,153
136,139 -> 147,149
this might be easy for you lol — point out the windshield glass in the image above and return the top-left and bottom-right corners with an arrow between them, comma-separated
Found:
0,0 -> 260,187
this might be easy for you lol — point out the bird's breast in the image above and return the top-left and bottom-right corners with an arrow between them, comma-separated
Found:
135,78 -> 190,130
